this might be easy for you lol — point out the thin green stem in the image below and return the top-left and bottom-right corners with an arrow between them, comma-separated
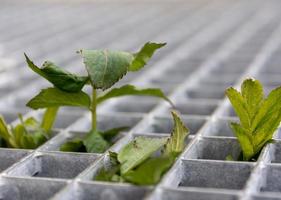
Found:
91,88 -> 97,131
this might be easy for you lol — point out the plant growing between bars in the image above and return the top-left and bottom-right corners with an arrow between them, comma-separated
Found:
24,42 -> 172,153
0,109 -> 57,149
226,78 -> 281,161
95,110 -> 189,185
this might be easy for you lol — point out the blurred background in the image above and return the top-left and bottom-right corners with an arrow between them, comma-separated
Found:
0,0 -> 281,119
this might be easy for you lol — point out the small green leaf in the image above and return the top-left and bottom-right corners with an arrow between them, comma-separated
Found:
0,116 -> 17,148
24,54 -> 88,92
118,136 -> 168,175
97,84 -> 173,106
241,78 -> 264,121
122,156 -> 174,185
225,87 -> 250,129
226,155 -> 234,161
26,88 -> 91,109
79,49 -> 133,90
60,139 -> 86,152
41,107 -> 59,134
230,122 -> 254,161
128,42 -> 166,71
82,130 -> 109,153
163,110 -> 189,157
101,127 -> 129,141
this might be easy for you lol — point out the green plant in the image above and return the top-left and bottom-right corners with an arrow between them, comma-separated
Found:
225,78 -> 281,161
25,42 -> 172,153
0,108 -> 57,149
95,110 -> 189,185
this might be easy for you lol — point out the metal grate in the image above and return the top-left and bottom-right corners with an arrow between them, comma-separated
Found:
0,0 -> 281,199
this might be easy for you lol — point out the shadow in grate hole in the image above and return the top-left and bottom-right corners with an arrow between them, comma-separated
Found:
140,116 -> 206,135
184,137 -> 241,161
179,160 -> 253,190
159,188 -> 239,200
0,177 -> 67,200
53,181 -> 152,200
7,153 -> 98,179
0,149 -> 30,173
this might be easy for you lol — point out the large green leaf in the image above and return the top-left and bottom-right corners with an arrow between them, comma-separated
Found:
82,130 -> 109,153
118,136 -> 167,175
128,42 -> 166,71
79,42 -> 165,90
26,88 -> 91,109
79,49 -> 133,90
122,156 -> 174,185
24,54 -> 88,92
163,110 -> 189,157
97,85 -> 172,105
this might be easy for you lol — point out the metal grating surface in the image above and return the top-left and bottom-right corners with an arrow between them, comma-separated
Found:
0,0 -> 281,199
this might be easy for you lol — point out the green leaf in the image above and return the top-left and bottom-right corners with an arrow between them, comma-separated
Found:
24,54 -> 88,92
101,126 -> 129,141
163,110 -> 189,157
97,84 -> 173,106
82,130 -> 109,153
79,49 -> 133,90
225,87 -> 250,129
79,42 -> 166,90
60,139 -> 86,152
0,116 -> 17,148
118,136 -> 168,175
26,88 -> 91,109
122,156 -> 174,185
241,79 -> 264,121
230,122 -> 254,161
41,107 -> 59,134
128,42 -> 166,71
251,86 -> 281,133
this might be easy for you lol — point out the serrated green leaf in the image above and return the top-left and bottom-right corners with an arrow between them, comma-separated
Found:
122,156 -> 174,185
128,42 -> 166,71
225,87 -> 250,129
79,42 -> 166,90
26,88 -> 91,109
24,54 -> 88,92
60,139 -> 86,152
97,84 -> 173,106
230,122 -> 254,161
79,49 -> 133,90
163,110 -> 189,157
118,136 -> 168,175
82,130 -> 109,153
241,79 -> 264,121
251,86 -> 281,133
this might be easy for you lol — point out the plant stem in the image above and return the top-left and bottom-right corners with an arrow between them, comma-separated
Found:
91,88 -> 97,131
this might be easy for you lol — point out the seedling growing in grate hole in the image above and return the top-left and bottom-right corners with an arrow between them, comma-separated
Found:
0,109 -> 57,149
226,78 -> 281,161
95,110 -> 188,185
24,42 -> 172,153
